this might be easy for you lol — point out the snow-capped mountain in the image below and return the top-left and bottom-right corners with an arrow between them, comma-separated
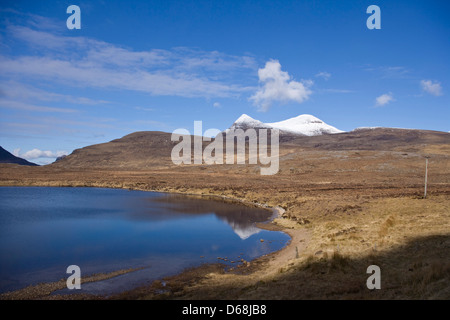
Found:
228,114 -> 344,136
267,114 -> 344,136
229,114 -> 271,130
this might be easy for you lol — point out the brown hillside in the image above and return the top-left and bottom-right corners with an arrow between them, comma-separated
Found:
50,128 -> 449,170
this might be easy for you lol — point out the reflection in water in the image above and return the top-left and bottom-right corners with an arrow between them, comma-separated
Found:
146,194 -> 274,239
0,187 -> 289,295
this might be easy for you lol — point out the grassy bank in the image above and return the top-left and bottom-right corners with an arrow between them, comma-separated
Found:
0,157 -> 449,299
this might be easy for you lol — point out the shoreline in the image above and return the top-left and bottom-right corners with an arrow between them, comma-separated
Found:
1,162 -> 449,299
0,183 -> 303,300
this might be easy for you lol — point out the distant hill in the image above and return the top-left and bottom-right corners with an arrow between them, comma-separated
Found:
50,127 -> 450,170
54,155 -> 67,162
278,127 -> 450,152
51,131 -> 177,169
0,146 -> 39,166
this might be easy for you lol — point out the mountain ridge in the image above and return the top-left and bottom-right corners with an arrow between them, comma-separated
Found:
49,126 -> 450,170
228,114 -> 344,136
0,146 -> 39,166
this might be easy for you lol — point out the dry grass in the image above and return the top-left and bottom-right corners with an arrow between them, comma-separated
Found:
0,128 -> 448,299
156,195 -> 450,300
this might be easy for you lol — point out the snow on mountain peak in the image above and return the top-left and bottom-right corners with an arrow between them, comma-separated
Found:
267,114 -> 343,136
290,114 -> 323,123
235,114 -> 257,124
230,114 -> 269,130
229,114 -> 344,136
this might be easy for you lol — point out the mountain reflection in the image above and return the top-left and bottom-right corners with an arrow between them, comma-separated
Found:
129,194 -> 273,240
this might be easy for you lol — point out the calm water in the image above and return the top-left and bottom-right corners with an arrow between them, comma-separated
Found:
0,187 -> 289,295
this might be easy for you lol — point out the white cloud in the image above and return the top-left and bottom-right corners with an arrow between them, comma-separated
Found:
0,99 -> 77,113
0,81 -> 109,105
250,60 -> 313,112
213,102 -> 221,108
364,66 -> 410,79
35,159 -> 55,165
19,149 -> 68,160
315,71 -> 331,80
0,25 -> 257,99
375,93 -> 394,107
134,106 -> 155,112
421,80 -> 443,96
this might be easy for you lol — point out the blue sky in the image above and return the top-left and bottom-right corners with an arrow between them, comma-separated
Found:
0,0 -> 449,164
